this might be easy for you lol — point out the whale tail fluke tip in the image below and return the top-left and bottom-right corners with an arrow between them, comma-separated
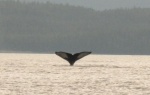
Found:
55,51 -> 92,66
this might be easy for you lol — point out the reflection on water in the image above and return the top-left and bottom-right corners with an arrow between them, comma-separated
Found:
0,54 -> 150,95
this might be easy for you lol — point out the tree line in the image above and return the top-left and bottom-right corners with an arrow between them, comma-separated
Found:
0,0 -> 150,54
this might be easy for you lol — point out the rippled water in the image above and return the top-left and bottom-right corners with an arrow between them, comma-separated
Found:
0,53 -> 150,95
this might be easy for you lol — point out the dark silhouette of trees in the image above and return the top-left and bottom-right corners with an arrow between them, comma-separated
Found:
0,1 -> 150,54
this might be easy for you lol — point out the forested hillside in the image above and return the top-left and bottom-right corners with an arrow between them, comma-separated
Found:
0,1 -> 150,54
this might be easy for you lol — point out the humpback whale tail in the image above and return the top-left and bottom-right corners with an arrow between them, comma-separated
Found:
55,51 -> 91,66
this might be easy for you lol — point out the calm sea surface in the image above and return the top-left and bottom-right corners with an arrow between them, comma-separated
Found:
0,53 -> 150,95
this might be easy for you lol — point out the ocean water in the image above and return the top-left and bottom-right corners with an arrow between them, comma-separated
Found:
0,53 -> 150,95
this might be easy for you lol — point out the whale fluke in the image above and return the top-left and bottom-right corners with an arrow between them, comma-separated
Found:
55,51 -> 91,66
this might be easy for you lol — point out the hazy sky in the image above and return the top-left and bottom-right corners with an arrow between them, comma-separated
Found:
27,0 -> 150,10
